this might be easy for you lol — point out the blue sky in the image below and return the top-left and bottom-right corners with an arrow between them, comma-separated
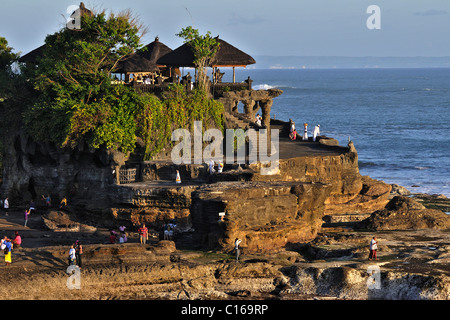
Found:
1,0 -> 450,58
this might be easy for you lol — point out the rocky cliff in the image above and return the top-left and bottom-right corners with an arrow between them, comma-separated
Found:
1,119 -> 392,253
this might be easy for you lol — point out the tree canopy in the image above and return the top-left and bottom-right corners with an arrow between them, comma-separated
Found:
2,12 -> 224,161
176,26 -> 219,92
0,37 -> 20,102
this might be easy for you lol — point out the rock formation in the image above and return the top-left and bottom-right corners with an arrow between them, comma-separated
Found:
1,89 -> 394,253
358,196 -> 450,231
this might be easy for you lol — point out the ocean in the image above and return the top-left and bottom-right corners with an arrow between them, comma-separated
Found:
227,68 -> 450,197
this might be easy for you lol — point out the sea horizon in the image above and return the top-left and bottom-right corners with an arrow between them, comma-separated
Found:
225,68 -> 450,198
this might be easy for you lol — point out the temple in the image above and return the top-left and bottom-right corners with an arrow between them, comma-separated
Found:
7,3 -> 392,253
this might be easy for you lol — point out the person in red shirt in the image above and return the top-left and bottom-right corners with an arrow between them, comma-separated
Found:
109,231 -> 117,244
12,231 -> 21,248
138,224 -> 148,244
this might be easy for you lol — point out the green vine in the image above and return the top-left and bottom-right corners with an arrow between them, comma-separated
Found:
136,85 -> 224,160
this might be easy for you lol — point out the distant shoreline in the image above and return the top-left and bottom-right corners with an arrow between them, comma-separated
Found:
250,55 -> 450,69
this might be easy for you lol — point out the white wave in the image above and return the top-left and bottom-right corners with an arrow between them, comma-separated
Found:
253,84 -> 276,90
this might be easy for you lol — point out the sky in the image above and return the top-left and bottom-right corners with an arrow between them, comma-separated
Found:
1,0 -> 450,59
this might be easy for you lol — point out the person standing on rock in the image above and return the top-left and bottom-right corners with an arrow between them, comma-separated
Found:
4,197 -> 9,216
139,224 -> 148,244
4,237 -> 12,266
208,159 -> 215,174
75,240 -> 83,269
303,123 -> 308,140
368,236 -> 378,260
24,209 -> 30,227
313,124 -> 320,142
12,231 -> 21,249
289,119 -> 295,134
234,238 -> 242,263
68,245 -> 76,266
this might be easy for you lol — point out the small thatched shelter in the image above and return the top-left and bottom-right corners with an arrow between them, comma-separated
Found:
157,37 -> 255,82
115,37 -> 172,73
115,37 -> 173,83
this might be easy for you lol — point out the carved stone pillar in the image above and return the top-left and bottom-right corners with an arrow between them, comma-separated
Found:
243,99 -> 257,119
259,99 -> 273,129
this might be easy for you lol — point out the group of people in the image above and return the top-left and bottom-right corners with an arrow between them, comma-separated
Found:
208,159 -> 224,174
255,113 -> 262,127
1,231 -> 22,266
163,219 -> 177,240
288,119 -> 321,142
68,240 -> 83,268
109,226 -> 128,244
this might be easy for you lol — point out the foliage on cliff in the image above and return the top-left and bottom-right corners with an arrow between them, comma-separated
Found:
0,37 -> 20,103
4,11 -> 223,160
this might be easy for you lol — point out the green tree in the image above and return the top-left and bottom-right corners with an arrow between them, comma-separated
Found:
0,37 -> 20,102
23,9 -> 145,153
176,26 -> 219,92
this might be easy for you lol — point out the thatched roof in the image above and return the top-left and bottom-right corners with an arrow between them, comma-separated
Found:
115,37 -> 172,73
18,3 -> 93,65
156,37 -> 255,68
18,44 -> 46,64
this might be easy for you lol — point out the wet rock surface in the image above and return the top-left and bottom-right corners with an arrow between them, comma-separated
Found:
0,208 -> 449,300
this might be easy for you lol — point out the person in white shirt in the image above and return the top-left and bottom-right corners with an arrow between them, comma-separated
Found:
234,238 -> 242,263
208,159 -> 215,174
313,124 -> 320,142
68,245 -> 76,266
4,198 -> 9,216
368,236 -> 378,260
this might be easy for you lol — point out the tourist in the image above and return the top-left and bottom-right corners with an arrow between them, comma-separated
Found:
313,124 -> 320,142
218,160 -> 224,173
119,226 -> 128,243
109,231 -> 117,244
68,245 -> 76,266
24,209 -> 30,227
368,236 -> 378,260
208,159 -> 215,174
303,123 -> 308,140
3,237 -> 12,266
119,232 -> 127,243
4,197 -> 9,216
75,240 -> 83,268
163,223 -> 169,240
234,238 -> 242,263
29,200 -> 36,215
59,197 -> 67,208
168,221 -> 174,240
138,224 -> 148,244
176,170 -> 181,184
289,129 -> 297,140
289,118 -> 295,134
255,114 -> 262,126
42,194 -> 51,208
11,231 -> 21,249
